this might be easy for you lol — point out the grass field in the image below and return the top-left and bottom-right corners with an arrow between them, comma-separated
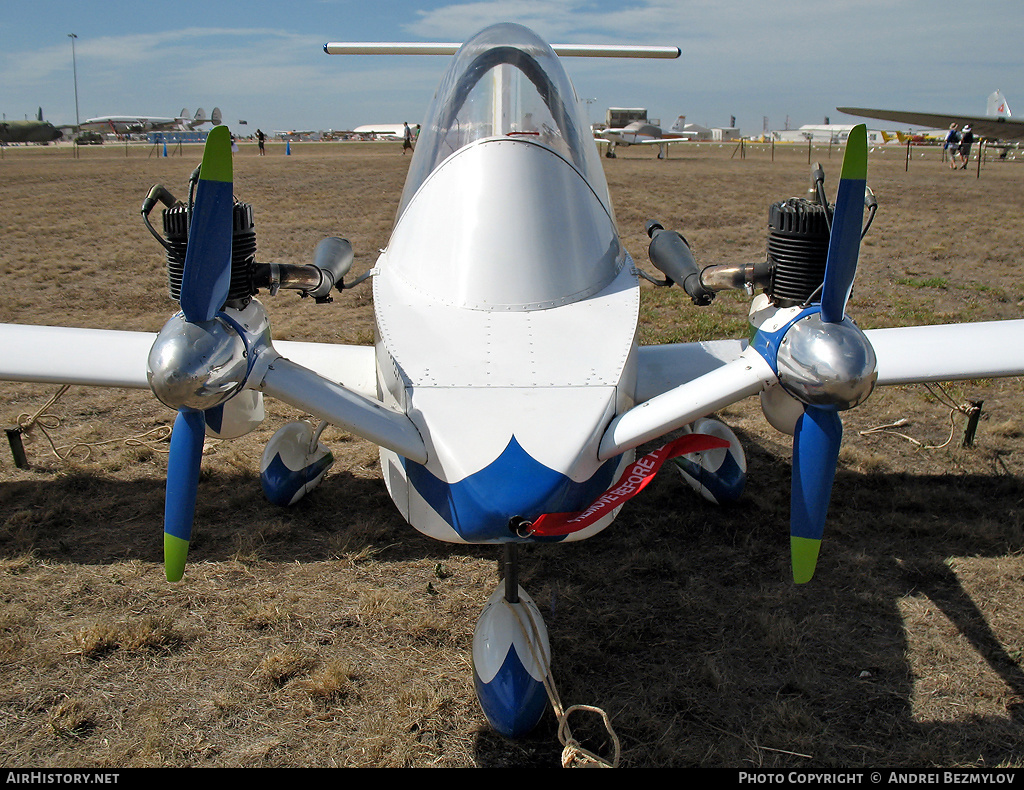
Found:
0,138 -> 1022,768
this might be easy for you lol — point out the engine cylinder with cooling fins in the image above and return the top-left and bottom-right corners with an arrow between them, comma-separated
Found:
766,198 -> 830,307
162,201 -> 259,305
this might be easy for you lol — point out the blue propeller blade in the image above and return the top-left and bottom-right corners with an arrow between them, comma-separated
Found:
178,125 -> 234,323
787,126 -> 868,583
790,406 -> 843,584
163,126 -> 233,580
165,408 -> 205,582
819,124 -> 867,324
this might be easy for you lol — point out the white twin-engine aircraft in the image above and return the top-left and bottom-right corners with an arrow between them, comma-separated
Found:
3,23 -> 1024,740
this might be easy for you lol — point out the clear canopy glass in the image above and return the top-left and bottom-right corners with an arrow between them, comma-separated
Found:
398,23 -> 612,217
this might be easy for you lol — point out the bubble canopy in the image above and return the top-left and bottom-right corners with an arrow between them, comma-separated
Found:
398,24 -> 613,217
382,24 -> 625,312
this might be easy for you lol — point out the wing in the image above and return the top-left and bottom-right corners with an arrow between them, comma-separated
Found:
625,315 -> 1024,584
604,345 -> 776,458
634,339 -> 747,402
634,320 -> 1024,406
837,106 -> 1024,141
0,323 -> 378,399
594,133 -> 690,146
867,320 -> 1024,385
630,138 -> 690,146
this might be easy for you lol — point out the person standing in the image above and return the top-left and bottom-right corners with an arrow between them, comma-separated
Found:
957,124 -> 974,170
402,122 -> 413,154
256,128 -> 266,156
943,123 -> 960,169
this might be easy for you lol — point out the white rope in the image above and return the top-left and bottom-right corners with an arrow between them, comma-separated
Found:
16,386 -> 172,462
503,595 -> 621,768
858,411 -> 958,450
858,383 -> 973,450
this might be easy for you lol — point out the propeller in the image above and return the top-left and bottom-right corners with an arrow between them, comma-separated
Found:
819,125 -> 868,324
789,404 -> 843,583
786,124 -> 871,584
156,126 -> 235,581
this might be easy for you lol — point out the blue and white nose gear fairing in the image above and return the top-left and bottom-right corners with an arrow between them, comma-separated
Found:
473,584 -> 551,738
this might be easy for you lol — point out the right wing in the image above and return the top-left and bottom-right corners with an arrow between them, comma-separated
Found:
837,106 -> 1024,141
0,323 -> 378,399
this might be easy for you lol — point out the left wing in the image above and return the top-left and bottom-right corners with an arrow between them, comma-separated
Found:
618,124 -> 1024,584
628,138 -> 689,147
595,133 -> 690,146
634,319 -> 1024,403
866,320 -> 1024,385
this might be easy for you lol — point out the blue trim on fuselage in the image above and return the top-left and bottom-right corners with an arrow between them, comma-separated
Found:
404,436 -> 622,542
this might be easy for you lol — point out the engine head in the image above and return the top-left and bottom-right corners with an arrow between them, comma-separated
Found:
765,197 -> 830,307
162,200 -> 259,306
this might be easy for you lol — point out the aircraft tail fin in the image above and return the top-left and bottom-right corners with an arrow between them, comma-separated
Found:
194,108 -> 207,122
669,115 -> 687,132
37,107 -> 43,122
987,90 -> 1011,118
211,107 -> 222,125
880,130 -> 892,143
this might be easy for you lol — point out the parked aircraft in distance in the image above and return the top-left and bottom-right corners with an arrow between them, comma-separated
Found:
839,90 -> 1023,142
595,115 -> 692,158
352,123 -> 408,140
80,107 -> 222,135
0,107 -> 62,143
275,130 -> 319,141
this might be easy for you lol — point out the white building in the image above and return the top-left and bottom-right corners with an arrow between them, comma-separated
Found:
772,124 -> 893,145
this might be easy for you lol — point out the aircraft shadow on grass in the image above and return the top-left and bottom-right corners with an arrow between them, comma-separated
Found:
2,438 -> 1021,765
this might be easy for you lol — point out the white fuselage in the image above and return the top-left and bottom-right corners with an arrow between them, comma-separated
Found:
372,136 -> 640,543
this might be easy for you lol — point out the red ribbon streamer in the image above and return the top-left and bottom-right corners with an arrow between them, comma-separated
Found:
526,432 -> 731,537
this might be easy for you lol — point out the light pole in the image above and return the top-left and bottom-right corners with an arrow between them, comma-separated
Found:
67,33 -> 79,126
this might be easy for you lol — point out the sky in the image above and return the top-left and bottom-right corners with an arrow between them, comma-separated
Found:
2,0 -> 1022,136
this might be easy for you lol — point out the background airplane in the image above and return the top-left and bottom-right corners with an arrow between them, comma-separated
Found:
80,107 -> 222,135
595,115 -> 693,158
0,107 -> 62,143
352,123 -> 408,140
838,90 -> 1023,142
275,129 -> 319,141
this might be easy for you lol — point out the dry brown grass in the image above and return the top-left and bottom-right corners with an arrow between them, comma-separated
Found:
0,138 -> 1022,767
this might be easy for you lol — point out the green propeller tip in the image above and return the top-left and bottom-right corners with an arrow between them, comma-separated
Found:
198,125 -> 232,184
791,536 -> 822,584
840,124 -> 868,181
164,533 -> 190,582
